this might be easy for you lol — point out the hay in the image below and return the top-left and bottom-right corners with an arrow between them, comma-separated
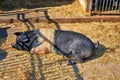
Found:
0,0 -> 85,18
0,22 -> 120,80
0,0 -> 120,79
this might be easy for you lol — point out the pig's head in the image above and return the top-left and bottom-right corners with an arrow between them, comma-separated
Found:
12,32 -> 30,50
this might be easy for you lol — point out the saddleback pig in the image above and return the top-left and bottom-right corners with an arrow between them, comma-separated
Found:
12,28 -> 99,65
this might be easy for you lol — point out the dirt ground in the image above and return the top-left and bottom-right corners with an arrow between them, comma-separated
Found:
0,0 -> 120,80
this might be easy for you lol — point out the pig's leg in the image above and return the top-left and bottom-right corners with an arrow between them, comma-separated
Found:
67,57 -> 84,65
67,50 -> 84,65
66,51 -> 76,65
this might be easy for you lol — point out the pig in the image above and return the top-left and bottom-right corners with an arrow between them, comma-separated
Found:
12,28 -> 99,65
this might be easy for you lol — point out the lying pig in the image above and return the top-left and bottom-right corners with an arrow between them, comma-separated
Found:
12,28 -> 99,65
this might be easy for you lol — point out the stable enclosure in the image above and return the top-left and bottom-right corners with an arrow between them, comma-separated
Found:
0,0 -> 120,80
79,0 -> 120,15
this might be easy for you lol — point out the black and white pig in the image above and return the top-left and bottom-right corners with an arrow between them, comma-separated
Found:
12,28 -> 99,65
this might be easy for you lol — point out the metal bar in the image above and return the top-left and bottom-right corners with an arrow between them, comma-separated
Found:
105,0 -> 109,11
95,0 -> 99,11
89,0 -> 93,16
118,0 -> 120,11
115,0 -> 119,11
91,0 -> 94,11
94,0 -> 97,11
112,0 -> 115,11
99,0 -> 102,11
102,0 -> 106,12
108,0 -> 112,11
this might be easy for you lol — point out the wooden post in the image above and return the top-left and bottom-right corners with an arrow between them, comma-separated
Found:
79,0 -> 91,12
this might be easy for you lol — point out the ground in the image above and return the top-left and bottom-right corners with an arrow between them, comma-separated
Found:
0,0 -> 120,80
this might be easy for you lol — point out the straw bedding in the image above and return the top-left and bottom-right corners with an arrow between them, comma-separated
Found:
0,22 -> 120,80
0,0 -> 120,79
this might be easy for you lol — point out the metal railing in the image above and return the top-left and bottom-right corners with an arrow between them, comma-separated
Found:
90,0 -> 120,15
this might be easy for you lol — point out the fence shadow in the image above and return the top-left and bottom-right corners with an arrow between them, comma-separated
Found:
71,64 -> 84,80
0,27 -> 10,61
37,56 -> 45,80
44,10 -> 61,30
28,54 -> 45,80
23,20 -> 35,31
19,9 -> 61,31
83,44 -> 106,62
28,53 -> 36,80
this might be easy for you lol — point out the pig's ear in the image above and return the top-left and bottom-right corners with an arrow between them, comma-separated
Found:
14,32 -> 22,36
11,43 -> 17,48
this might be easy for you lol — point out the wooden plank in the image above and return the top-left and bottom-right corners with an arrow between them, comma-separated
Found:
1,16 -> 120,24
